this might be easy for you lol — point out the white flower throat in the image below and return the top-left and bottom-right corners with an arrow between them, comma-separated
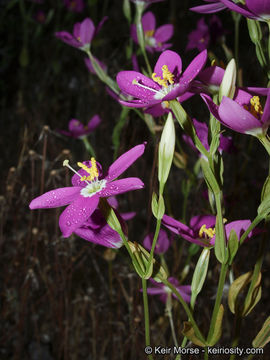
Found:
63,158 -> 106,198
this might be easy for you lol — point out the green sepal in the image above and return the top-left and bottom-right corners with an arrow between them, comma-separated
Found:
227,229 -> 239,265
247,19 -> 262,43
207,304 -> 224,346
123,0 -> 132,24
191,248 -> 210,301
99,198 -> 122,233
182,322 -> 206,347
128,241 -> 168,281
200,158 -> 220,195
228,271 -> 262,317
252,316 -> 270,348
151,193 -> 165,220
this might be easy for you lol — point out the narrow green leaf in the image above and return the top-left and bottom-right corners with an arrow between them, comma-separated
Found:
227,229 -> 239,265
207,305 -> 224,346
182,322 -> 206,347
252,316 -> 270,348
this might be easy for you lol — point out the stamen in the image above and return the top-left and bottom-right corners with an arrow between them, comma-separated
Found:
152,73 -> 167,87
77,157 -> 99,182
132,79 -> 161,94
244,96 -> 263,120
63,160 -> 90,185
162,65 -> 174,85
145,29 -> 155,37
199,224 -> 216,239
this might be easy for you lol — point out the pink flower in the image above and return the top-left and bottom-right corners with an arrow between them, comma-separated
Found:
131,11 -> 173,53
30,144 -> 146,238
63,0 -> 85,13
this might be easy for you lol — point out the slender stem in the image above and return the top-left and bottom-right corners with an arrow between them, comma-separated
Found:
82,137 -> 96,157
258,134 -> 270,156
268,21 -> 270,65
214,191 -> 226,263
239,214 -> 262,245
166,295 -> 179,347
142,279 -> 153,360
207,263 -> 228,343
229,315 -> 242,360
162,279 -> 206,344
145,219 -> 161,275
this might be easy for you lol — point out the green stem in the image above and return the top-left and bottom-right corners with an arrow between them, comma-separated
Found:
207,263 -> 228,343
145,219 -> 161,275
166,295 -> 179,347
258,134 -> 270,156
214,192 -> 226,263
170,100 -> 209,159
142,278 -> 153,360
239,214 -> 262,245
162,279 -> 206,344
229,315 -> 242,360
82,137 -> 96,157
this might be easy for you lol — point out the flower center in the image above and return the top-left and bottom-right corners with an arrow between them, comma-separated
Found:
63,158 -> 106,198
244,96 -> 263,120
199,224 -> 216,239
145,29 -> 155,37
77,157 -> 99,182
152,65 -> 174,88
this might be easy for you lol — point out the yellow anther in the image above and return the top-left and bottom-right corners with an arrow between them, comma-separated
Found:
162,65 -> 174,85
211,59 -> 216,66
250,96 -> 263,114
145,29 -> 155,37
199,224 -> 216,239
78,157 -> 99,182
199,37 -> 205,43
152,72 -> 167,87
132,79 -> 138,85
163,100 -> 170,108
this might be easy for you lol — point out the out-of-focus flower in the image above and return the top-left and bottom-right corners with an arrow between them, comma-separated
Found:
84,57 -> 107,75
55,17 -> 107,51
59,115 -> 101,139
131,11 -> 173,53
186,18 -> 210,52
29,144 -> 145,238
147,277 -> 191,303
34,10 -> 46,24
162,214 -> 256,247
143,229 -> 172,254
130,0 -> 164,8
116,49 -> 207,115
183,118 -> 233,154
202,88 -> 270,136
63,0 -> 85,12
190,0 -> 270,22
186,15 -> 226,52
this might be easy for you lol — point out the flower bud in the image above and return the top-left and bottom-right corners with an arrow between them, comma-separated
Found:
158,112 -> 175,189
219,58 -> 236,102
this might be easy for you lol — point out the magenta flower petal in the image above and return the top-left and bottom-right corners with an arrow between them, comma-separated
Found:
261,88 -> 270,127
219,0 -> 257,18
99,178 -> 144,197
80,18 -> 95,44
74,212 -> 123,248
142,11 -> 156,32
143,229 -> 171,254
246,0 -> 270,19
59,194 -> 99,237
155,24 -> 174,43
190,214 -> 216,230
190,2 -> 226,14
199,66 -> 225,87
68,119 -> 85,137
154,50 -> 182,79
201,94 -> 221,121
55,31 -> 80,48
181,50 -> 208,86
219,96 -> 262,134
88,115 -> 101,132
106,143 -> 146,181
29,187 -> 81,209
144,103 -> 169,117
117,71 -> 160,101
